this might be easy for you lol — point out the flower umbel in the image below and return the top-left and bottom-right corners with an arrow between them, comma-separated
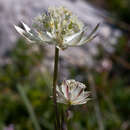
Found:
14,6 -> 99,50
56,79 -> 91,105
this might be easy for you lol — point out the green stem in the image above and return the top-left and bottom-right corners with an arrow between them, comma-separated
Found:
53,46 -> 60,130
17,85 -> 41,130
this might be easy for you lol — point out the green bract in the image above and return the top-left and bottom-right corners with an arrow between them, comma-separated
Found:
14,7 -> 99,50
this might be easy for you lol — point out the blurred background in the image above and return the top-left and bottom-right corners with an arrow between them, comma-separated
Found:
0,0 -> 130,130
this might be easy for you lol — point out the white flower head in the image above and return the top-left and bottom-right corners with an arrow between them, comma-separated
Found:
14,6 -> 99,50
56,79 -> 91,105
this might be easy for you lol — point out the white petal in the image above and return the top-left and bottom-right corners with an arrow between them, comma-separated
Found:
73,94 -> 88,104
63,30 -> 84,46
77,98 -> 91,105
57,98 -> 67,104
61,80 -> 69,99
78,34 -> 97,45
70,87 -> 83,101
14,25 -> 36,43
84,91 -> 91,97
46,32 -> 53,38
71,90 -> 91,104
56,89 -> 67,104
21,22 -> 31,32
87,23 -> 99,39
76,24 -> 99,46
56,91 -> 66,101
72,98 -> 90,105
56,85 -> 64,96
14,25 -> 25,35
36,31 -> 53,43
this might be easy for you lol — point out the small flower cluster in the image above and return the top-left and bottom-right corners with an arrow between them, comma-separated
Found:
56,80 -> 90,105
14,6 -> 99,50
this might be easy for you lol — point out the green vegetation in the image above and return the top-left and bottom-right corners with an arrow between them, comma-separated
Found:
0,34 -> 129,130
108,0 -> 130,24
88,0 -> 130,24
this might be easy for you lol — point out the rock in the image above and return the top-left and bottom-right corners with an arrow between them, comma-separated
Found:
0,0 -> 122,71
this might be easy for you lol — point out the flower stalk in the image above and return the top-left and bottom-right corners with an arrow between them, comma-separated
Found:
53,46 -> 60,129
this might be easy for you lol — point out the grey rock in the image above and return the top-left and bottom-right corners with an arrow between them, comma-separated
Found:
0,0 -> 121,70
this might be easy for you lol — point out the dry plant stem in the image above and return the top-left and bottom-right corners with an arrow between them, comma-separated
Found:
53,46 -> 60,130
87,70 -> 105,130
